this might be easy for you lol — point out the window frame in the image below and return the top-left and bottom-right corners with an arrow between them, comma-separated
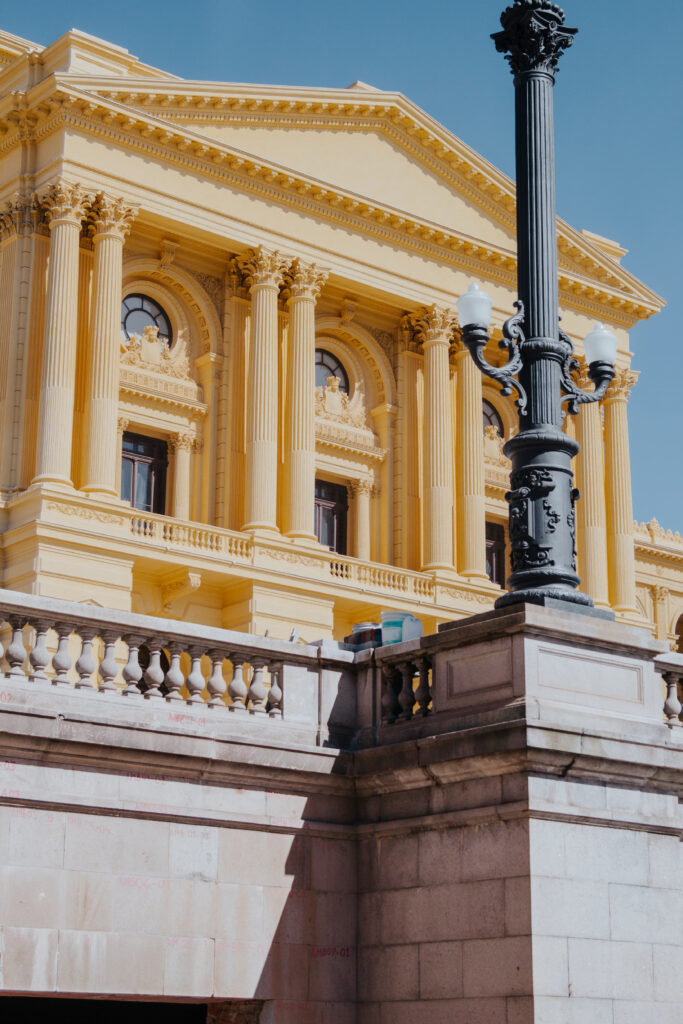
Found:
121,432 -> 169,515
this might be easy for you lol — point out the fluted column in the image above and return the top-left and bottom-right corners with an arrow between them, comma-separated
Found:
603,369 -> 639,613
115,416 -> 129,494
454,338 -> 487,578
33,182 -> 90,485
171,433 -> 193,521
406,307 -> 455,570
352,479 -> 372,562
371,403 -> 396,565
574,361 -> 609,607
284,260 -> 328,539
82,195 -> 137,496
238,248 -> 288,532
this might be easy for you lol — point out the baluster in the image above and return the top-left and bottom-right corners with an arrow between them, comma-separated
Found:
28,620 -> 51,684
207,649 -> 227,708
398,661 -> 416,720
248,657 -> 267,714
98,631 -> 119,693
380,664 -> 401,723
267,662 -> 283,718
164,642 -> 184,702
6,616 -> 28,678
75,628 -> 97,689
143,638 -> 165,700
51,624 -> 72,685
415,656 -> 432,716
122,634 -> 144,697
186,648 -> 205,704
663,670 -> 683,727
228,655 -> 247,712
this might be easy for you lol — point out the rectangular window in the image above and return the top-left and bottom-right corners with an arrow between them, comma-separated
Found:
314,480 -> 348,555
121,432 -> 168,515
486,521 -> 506,588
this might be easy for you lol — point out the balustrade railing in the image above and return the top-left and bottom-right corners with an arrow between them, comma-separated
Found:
0,591 -> 349,731
376,650 -> 433,723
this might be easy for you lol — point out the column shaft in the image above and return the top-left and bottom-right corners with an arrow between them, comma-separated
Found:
575,394 -> 609,606
455,346 -> 487,578
603,371 -> 638,613
423,333 -> 454,570
284,261 -> 327,539
240,249 -> 287,532
82,197 -> 136,495
34,183 -> 89,485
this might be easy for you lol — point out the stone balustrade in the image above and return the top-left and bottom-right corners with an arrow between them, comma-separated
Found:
0,589 -> 356,746
0,589 -> 679,749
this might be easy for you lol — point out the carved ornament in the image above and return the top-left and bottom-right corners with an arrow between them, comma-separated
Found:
284,258 -> 328,301
403,305 -> 456,346
236,247 -> 289,289
0,194 -> 41,238
159,239 -> 178,270
493,0 -> 577,78
316,376 -> 367,429
121,324 -> 192,380
40,181 -> 91,227
90,193 -> 138,240
605,368 -> 638,401
169,433 -> 194,452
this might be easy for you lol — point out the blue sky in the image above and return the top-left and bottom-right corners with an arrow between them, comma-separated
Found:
4,0 -> 682,530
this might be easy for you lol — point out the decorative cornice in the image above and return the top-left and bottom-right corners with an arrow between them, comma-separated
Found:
493,1 -> 577,78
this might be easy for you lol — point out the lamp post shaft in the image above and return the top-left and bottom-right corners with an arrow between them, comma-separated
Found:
490,0 -> 598,610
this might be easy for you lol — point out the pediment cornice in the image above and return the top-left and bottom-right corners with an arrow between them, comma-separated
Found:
0,77 -> 663,325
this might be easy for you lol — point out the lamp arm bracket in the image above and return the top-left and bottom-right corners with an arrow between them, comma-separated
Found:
462,300 -> 528,415
558,326 -> 614,414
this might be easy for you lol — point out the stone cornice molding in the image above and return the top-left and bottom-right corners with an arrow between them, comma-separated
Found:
235,247 -> 289,290
403,305 -> 457,347
39,179 -> 91,227
604,367 -> 639,402
284,259 -> 329,302
90,192 -> 138,240
0,81 -> 661,326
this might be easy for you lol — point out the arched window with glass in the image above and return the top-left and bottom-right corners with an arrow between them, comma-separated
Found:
121,294 -> 173,347
482,398 -> 504,437
315,349 -> 349,393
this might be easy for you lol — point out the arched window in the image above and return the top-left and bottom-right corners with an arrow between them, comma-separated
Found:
316,349 -> 349,393
121,294 -> 172,347
482,399 -> 504,436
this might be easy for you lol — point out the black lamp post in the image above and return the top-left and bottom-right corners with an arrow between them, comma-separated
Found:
458,0 -> 617,614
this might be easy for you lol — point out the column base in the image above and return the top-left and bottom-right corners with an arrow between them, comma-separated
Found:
81,486 -> 119,500
284,531 -> 320,548
495,589 -> 615,621
30,475 -> 74,490
242,523 -> 281,538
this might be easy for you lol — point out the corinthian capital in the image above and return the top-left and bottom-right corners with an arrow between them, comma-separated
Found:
91,193 -> 139,241
236,247 -> 289,290
40,181 -> 91,227
0,194 -> 40,239
403,305 -> 457,346
492,0 -> 577,78
285,259 -> 329,301
605,367 -> 639,402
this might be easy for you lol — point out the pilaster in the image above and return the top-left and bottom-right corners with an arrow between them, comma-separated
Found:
351,478 -> 372,562
170,432 -> 194,521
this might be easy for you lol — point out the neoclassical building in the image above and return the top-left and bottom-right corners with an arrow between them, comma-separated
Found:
0,26 -> 681,645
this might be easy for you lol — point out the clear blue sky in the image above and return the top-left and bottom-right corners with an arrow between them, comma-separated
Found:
4,1 -> 682,530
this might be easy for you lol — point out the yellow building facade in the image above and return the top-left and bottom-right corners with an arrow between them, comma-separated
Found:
0,26 -> 681,647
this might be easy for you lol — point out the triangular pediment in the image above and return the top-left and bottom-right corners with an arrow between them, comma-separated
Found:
0,28 -> 664,322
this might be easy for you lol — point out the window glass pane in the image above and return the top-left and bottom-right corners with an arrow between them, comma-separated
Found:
121,294 -> 173,347
318,506 -> 335,548
315,349 -> 349,392
121,458 -> 133,504
134,461 -> 153,512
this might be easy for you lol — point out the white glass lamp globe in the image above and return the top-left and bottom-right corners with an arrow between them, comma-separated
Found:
456,283 -> 493,330
583,323 -> 618,366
